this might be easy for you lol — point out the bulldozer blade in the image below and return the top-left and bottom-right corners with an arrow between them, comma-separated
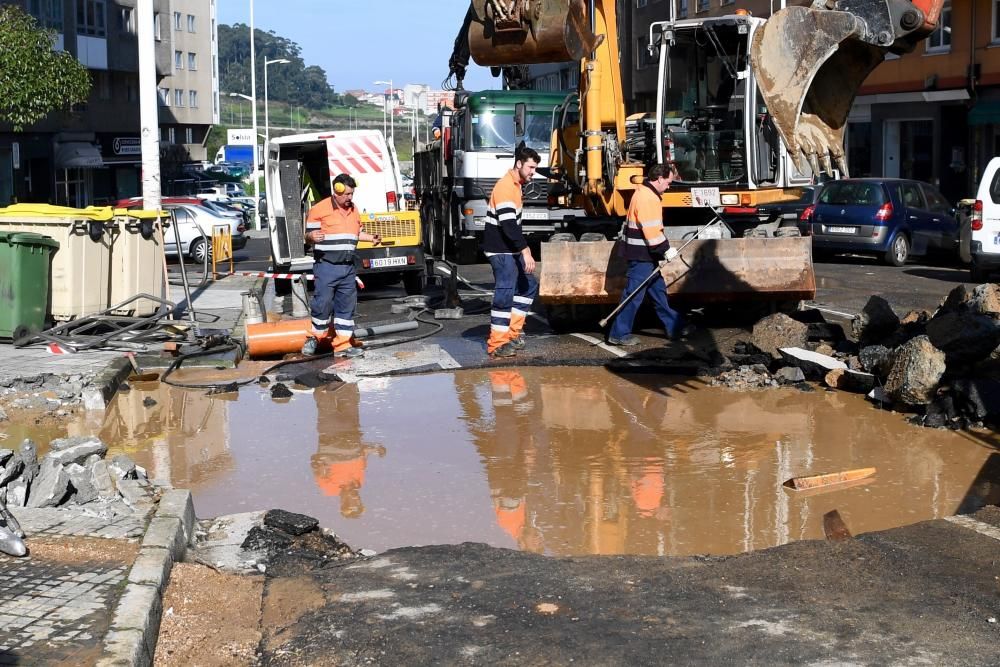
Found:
751,6 -> 887,177
538,238 -> 816,306
470,0 -> 604,66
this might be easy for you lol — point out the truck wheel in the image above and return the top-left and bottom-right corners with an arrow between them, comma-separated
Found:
403,270 -> 426,295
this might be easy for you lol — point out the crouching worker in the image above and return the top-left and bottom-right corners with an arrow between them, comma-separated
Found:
302,173 -> 381,357
484,144 -> 540,358
607,163 -> 689,346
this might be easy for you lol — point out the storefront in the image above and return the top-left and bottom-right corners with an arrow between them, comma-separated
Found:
96,134 -> 142,204
52,133 -> 104,207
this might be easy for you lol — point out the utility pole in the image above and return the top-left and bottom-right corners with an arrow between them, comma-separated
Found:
137,0 -> 160,210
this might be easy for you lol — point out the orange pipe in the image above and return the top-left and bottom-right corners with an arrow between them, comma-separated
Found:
246,318 -> 323,358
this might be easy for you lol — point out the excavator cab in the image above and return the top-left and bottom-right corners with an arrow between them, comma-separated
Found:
750,1 -> 943,178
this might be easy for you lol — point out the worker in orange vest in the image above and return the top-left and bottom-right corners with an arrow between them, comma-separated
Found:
483,144 -> 540,358
301,173 -> 382,357
607,163 -> 692,346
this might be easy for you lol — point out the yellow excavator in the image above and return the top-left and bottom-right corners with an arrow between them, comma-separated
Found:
462,0 -> 944,311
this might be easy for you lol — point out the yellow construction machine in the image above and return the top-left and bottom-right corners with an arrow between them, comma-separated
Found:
462,0 -> 944,313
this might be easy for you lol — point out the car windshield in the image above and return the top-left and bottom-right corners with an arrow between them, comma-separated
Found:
819,182 -> 886,206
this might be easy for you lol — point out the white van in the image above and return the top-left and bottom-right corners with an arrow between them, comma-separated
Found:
266,130 -> 425,293
971,157 -> 1000,281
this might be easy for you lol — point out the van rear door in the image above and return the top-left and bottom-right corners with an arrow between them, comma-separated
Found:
324,131 -> 401,214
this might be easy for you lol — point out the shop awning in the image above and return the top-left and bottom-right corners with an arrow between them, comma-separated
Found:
968,101 -> 1000,126
54,142 -> 104,168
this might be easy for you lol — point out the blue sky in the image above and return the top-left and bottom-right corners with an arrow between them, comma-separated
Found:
217,0 -> 496,93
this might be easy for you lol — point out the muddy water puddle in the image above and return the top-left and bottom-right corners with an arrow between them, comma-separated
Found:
14,366 -> 997,557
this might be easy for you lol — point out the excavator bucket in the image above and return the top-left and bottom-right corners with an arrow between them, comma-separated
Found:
468,0 -> 604,66
538,238 -> 816,306
750,5 -> 887,177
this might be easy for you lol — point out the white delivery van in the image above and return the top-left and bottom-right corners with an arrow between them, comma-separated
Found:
971,157 -> 1000,282
266,130 -> 425,294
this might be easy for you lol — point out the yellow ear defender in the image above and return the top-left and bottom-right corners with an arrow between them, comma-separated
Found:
334,181 -> 347,194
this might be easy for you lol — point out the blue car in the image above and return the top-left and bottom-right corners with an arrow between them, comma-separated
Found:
805,178 -> 961,266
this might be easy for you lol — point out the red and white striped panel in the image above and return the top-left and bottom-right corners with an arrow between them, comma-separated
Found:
326,135 -> 385,176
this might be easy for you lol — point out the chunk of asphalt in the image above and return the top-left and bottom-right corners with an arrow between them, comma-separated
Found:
270,383 -> 293,400
264,509 -> 319,536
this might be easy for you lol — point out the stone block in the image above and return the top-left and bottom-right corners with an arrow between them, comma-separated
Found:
109,454 -> 137,480
157,489 -> 196,541
0,449 -> 12,467
774,366 -> 805,384
50,435 -> 106,452
46,441 -> 108,467
118,478 -> 155,506
96,628 -> 149,667
778,347 -> 847,378
127,548 -> 173,589
141,517 -> 186,560
90,460 -> 118,499
852,295 -> 900,344
970,283 -> 1000,318
885,335 -> 946,406
109,583 -> 161,661
26,458 -> 70,508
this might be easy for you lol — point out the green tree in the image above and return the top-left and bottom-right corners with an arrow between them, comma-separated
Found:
0,6 -> 90,131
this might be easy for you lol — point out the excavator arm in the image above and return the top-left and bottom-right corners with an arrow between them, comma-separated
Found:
751,0 -> 946,177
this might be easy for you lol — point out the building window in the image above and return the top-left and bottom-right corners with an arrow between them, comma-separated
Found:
928,1 -> 951,51
76,0 -> 107,38
636,37 -> 656,69
118,7 -> 134,34
174,51 -> 183,70
994,0 -> 1000,42
187,14 -> 196,32
158,87 -> 169,106
29,0 -> 64,31
678,0 -> 688,18
127,77 -> 138,102
174,89 -> 184,107
189,90 -> 198,108
173,11 -> 181,30
153,13 -> 161,40
636,0 -> 647,7
186,127 -> 194,144
168,128 -> 176,144
188,52 -> 197,70
697,0 -> 708,12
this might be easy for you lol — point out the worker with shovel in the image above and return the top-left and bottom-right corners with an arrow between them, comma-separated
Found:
606,163 -> 691,346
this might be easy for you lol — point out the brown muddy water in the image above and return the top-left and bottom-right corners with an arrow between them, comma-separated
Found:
13,366 -> 997,557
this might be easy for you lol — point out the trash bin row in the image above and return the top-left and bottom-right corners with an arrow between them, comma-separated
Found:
0,204 -> 170,340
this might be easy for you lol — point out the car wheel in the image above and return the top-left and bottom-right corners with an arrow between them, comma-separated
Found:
884,234 -> 909,267
189,237 -> 211,264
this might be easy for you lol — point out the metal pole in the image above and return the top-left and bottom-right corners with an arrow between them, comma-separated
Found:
263,60 -> 269,211
250,0 -> 260,195
137,0 -> 161,211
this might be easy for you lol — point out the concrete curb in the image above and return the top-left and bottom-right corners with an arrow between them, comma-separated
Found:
96,489 -> 195,667
82,356 -> 133,411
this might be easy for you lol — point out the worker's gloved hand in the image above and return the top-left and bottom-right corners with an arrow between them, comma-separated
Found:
665,247 -> 679,261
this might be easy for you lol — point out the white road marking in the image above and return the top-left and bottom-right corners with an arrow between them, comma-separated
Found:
569,332 -> 627,357
944,515 -> 1000,542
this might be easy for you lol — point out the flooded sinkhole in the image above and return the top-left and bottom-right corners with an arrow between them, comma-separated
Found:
22,366 -> 997,557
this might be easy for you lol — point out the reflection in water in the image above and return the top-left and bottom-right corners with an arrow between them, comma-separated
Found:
38,366 -> 995,557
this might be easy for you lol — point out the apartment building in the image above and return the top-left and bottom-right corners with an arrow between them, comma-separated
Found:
526,1 -> 991,203
0,0 -> 218,207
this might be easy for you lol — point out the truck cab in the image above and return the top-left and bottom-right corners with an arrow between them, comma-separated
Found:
414,90 -> 584,262
266,130 -> 425,294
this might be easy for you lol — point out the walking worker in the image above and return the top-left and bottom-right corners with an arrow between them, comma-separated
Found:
484,143 -> 541,358
301,173 -> 382,358
607,162 -> 688,346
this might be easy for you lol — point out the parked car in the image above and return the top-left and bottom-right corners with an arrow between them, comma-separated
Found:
803,178 -> 961,266
969,157 -> 1000,281
116,199 -> 247,262
757,184 -> 823,236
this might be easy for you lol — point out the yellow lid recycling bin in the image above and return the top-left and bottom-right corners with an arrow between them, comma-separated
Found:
110,209 -> 167,316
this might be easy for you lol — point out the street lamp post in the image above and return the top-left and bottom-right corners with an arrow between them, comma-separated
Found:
374,79 -> 393,147
263,58 -> 290,212
249,0 -> 259,194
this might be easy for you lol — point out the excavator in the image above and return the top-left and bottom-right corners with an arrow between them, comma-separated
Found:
459,0 -> 944,312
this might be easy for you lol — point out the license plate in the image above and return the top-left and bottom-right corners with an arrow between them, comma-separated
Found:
828,226 -> 856,234
370,256 -> 408,268
522,209 -> 550,221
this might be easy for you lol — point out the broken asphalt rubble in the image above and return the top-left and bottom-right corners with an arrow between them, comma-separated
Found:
707,284 -> 1000,430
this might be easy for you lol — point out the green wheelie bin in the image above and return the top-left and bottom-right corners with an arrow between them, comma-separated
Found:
0,231 -> 60,341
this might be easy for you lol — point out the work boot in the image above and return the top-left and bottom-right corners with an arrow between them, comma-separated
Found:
606,334 -> 640,346
490,343 -> 517,359
334,347 -> 364,359
301,336 -> 319,356
509,335 -> 526,350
